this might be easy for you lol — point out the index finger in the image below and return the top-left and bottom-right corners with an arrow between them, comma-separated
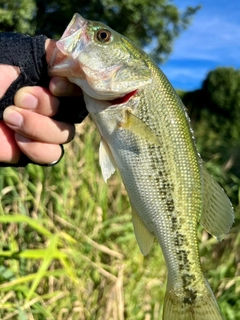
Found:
14,86 -> 59,117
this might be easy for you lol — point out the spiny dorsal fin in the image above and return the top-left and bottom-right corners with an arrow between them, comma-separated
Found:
131,204 -> 154,255
120,109 -> 161,146
200,166 -> 234,241
99,139 -> 116,182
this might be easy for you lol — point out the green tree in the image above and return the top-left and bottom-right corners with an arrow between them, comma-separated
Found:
0,0 -> 35,33
0,0 -> 200,62
202,67 -> 240,139
35,0 -> 200,62
183,67 -> 240,142
182,67 -> 240,199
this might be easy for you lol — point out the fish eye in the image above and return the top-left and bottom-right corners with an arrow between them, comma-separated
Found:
96,29 -> 112,43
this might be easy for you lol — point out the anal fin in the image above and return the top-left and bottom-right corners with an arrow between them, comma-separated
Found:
131,205 -> 154,256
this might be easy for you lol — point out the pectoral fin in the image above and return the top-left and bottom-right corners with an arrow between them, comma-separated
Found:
120,109 -> 161,146
99,139 -> 116,182
131,204 -> 154,255
200,166 -> 234,241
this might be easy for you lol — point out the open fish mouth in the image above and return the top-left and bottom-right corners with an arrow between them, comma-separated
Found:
49,13 -> 151,101
48,13 -> 88,77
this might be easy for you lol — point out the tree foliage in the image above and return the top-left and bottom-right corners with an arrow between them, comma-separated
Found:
0,0 -> 35,33
35,0 -> 200,62
182,67 -> 240,194
0,0 -> 200,62
183,67 -> 240,142
202,67 -> 240,122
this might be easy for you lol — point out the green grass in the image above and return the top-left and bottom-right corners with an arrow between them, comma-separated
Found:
0,117 -> 239,319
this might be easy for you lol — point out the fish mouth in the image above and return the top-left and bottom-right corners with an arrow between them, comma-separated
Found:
60,13 -> 87,40
48,13 -> 88,75
49,13 -> 139,105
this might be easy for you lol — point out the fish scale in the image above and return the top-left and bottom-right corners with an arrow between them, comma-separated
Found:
49,13 -> 234,319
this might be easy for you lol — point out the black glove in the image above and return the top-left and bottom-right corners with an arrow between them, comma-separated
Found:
0,32 -> 88,122
0,32 -> 88,167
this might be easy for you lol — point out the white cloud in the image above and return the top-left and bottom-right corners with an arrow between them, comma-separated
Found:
161,1 -> 240,90
171,16 -> 240,64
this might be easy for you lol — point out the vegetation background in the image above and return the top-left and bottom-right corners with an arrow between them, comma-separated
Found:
0,1 -> 239,319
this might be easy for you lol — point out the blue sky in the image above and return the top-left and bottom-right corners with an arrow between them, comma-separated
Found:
160,0 -> 240,91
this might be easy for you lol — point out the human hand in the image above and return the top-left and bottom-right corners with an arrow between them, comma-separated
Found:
1,84 -> 76,165
0,39 -> 84,166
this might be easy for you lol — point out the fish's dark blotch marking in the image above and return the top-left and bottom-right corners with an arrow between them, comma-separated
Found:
166,198 -> 174,212
182,273 -> 196,287
183,288 -> 198,304
181,273 -> 197,304
142,112 -> 175,217
174,231 -> 185,246
171,215 -> 179,231
139,105 -> 198,305
147,142 -> 175,217
146,128 -> 198,304
160,190 -> 167,200
139,97 -> 201,308
158,170 -> 163,177
176,249 -> 191,272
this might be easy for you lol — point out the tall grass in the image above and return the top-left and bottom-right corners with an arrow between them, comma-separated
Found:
0,117 -> 239,319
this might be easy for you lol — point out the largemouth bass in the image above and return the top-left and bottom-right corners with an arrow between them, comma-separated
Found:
49,13 -> 234,320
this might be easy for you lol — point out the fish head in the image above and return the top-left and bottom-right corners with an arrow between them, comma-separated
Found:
49,13 -> 152,101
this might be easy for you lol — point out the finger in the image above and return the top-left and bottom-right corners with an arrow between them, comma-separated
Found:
3,107 -> 75,144
0,65 -> 19,97
49,76 -> 83,96
14,86 -> 60,116
15,133 -> 64,165
0,122 -> 20,163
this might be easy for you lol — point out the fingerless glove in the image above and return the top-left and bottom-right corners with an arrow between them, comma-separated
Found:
0,32 -> 88,123
0,32 -> 88,166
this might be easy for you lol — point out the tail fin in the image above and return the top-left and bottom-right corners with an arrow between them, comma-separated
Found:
163,283 -> 223,320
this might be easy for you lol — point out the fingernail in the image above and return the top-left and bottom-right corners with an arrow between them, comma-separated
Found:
4,109 -> 23,127
17,93 -> 38,109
